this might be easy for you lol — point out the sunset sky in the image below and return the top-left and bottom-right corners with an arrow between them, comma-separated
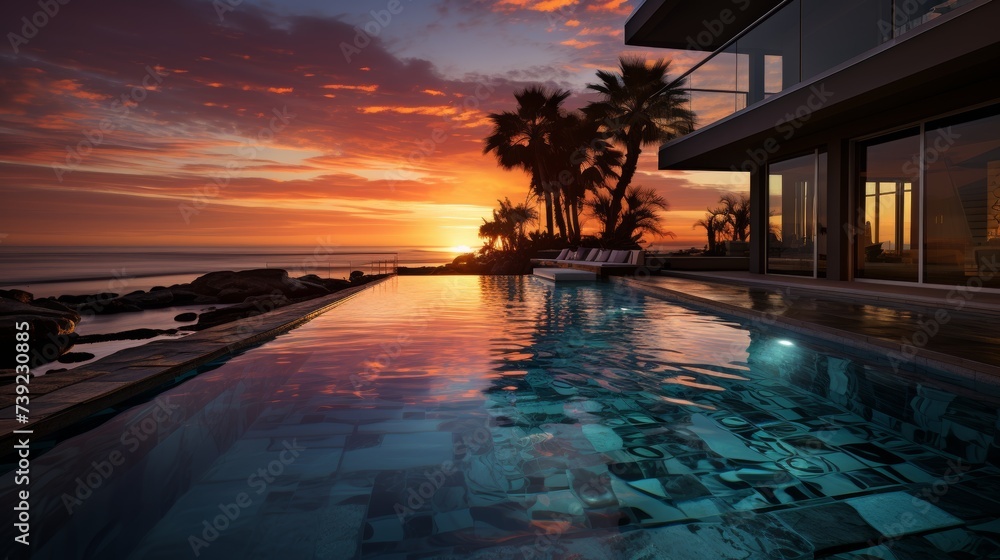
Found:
0,0 -> 748,249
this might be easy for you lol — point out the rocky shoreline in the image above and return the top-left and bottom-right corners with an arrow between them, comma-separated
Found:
0,268 -> 388,373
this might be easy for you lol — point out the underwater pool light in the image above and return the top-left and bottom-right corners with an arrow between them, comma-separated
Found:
777,339 -> 795,347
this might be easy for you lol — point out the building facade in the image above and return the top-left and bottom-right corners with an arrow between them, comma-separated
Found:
626,0 -> 1000,288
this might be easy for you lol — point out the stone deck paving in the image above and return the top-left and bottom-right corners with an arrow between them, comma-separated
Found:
623,272 -> 1000,386
0,278 -> 390,451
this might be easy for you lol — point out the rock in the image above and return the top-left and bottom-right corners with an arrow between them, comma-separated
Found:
15,267 -> 369,355
298,279 -> 329,292
32,298 -> 80,318
216,288 -> 247,304
244,294 -> 292,306
168,290 -> 218,305
57,351 -> 95,364
174,312 -> 198,322
77,297 -> 142,315
186,269 -> 329,302
0,289 -> 33,303
0,297 -> 80,368
350,270 -> 365,281
192,294 -> 292,330
298,274 -> 325,284
120,289 -> 175,309
320,278 -> 352,291
74,328 -> 176,344
297,275 -> 340,292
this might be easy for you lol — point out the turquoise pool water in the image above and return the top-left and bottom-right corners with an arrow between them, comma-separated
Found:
3,276 -> 1000,559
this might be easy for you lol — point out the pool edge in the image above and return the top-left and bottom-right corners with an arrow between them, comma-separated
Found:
619,276 -> 1000,388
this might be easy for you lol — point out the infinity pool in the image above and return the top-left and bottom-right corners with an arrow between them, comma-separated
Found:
4,276 -> 1000,559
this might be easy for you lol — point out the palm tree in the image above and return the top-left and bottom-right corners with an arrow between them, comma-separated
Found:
589,185 -> 672,246
479,198 -> 538,253
484,87 -> 571,239
693,207 -> 731,255
585,56 -> 695,239
719,192 -> 751,241
547,113 -> 622,244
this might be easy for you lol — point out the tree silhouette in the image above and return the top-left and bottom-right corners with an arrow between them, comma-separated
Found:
584,57 -> 695,240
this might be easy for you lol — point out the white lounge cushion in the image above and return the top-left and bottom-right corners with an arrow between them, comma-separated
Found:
609,250 -> 631,264
555,248 -> 570,260
585,249 -> 601,262
595,249 -> 612,262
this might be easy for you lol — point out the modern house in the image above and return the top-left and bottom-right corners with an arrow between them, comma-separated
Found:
626,0 -> 1000,289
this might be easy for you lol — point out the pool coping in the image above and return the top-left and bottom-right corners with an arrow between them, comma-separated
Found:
0,277 -> 392,452
619,277 -> 1000,390
663,270 -> 1000,317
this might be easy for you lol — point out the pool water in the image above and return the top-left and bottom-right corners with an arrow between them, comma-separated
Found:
4,276 -> 1000,559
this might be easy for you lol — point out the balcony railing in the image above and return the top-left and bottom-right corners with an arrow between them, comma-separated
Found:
666,0 -> 988,133
263,252 -> 398,279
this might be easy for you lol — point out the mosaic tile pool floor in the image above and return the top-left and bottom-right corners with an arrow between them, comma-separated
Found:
3,276 -> 1000,559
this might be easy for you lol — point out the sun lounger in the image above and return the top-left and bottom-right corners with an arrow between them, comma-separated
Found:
530,248 -> 644,276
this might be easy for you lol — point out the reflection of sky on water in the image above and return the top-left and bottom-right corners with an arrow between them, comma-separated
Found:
4,276 -> 999,558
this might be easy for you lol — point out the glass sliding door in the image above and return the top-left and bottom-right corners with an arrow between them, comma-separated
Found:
768,153 -> 821,277
817,152 -> 828,278
856,130 -> 921,282
924,107 -> 1000,288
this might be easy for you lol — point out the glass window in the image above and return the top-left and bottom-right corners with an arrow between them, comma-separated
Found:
891,0 -> 980,38
769,153 -> 818,277
688,44 -> 747,128
801,0 -> 892,81
736,0 -> 800,106
924,107 -> 1000,288
856,130 -> 921,282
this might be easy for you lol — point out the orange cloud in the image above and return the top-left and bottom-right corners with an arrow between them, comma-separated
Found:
495,0 -> 578,13
561,38 -> 599,49
50,79 -> 106,101
578,26 -> 623,37
585,0 -> 631,15
423,89 -> 446,96
322,84 -> 379,92
360,105 -> 459,117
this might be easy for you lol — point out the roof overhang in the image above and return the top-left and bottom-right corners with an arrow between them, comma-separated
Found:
625,0 -> 784,51
656,0 -> 1000,170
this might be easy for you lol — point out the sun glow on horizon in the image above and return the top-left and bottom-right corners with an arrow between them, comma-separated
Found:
0,0 -> 735,249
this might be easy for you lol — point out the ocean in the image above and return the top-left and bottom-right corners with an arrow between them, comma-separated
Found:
0,245 -> 464,298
